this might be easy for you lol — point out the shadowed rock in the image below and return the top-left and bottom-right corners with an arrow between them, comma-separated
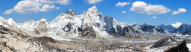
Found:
81,27 -> 97,38
64,9 -> 77,16
165,40 -> 189,52
0,25 -> 10,34
149,37 -> 189,52
32,37 -> 57,43
151,37 -> 177,48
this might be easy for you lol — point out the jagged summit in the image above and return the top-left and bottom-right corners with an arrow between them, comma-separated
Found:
8,18 -> 14,21
7,18 -> 16,25
87,5 -> 100,14
65,9 -> 77,15
142,23 -> 149,26
52,9 -> 80,23
39,18 -> 48,21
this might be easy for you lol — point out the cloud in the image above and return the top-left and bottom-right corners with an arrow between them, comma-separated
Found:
40,4 -> 60,12
122,11 -> 127,14
152,16 -> 158,19
130,1 -> 171,15
4,0 -> 70,14
4,9 -> 14,14
172,22 -> 182,28
36,0 -> 71,5
13,0 -> 41,14
84,0 -> 103,4
172,8 -> 187,15
116,2 -> 130,7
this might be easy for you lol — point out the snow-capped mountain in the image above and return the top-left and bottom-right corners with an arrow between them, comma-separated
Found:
48,5 -> 119,38
0,6 -> 175,39
46,5 -> 170,39
172,24 -> 191,35
0,16 -> 9,27
48,9 -> 83,38
140,23 -> 166,33
115,23 -> 168,38
158,23 -> 191,35
17,18 -> 49,36
0,16 -> 18,29
158,24 -> 176,32
7,18 -> 16,26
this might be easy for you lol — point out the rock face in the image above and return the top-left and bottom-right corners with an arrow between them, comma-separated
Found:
80,27 -> 97,38
165,40 -> 189,52
147,37 -> 189,52
150,37 -> 177,48
0,25 -> 10,34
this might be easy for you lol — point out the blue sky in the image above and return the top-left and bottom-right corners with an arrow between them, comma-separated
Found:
0,0 -> 190,25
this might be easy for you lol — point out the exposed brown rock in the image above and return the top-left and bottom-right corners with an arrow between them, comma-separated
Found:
33,37 -> 57,43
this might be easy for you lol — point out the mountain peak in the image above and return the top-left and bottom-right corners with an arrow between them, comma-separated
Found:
7,18 -> 16,25
93,5 -> 97,8
8,18 -> 14,22
143,23 -> 149,26
64,9 -> 77,15
0,16 -> 5,21
39,18 -> 48,21
87,5 -> 99,14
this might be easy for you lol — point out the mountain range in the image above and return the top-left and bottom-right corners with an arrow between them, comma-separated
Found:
0,5 -> 191,40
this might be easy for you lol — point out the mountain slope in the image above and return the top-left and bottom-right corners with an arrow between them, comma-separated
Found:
158,24 -> 176,32
17,18 -> 49,36
172,24 -> 191,35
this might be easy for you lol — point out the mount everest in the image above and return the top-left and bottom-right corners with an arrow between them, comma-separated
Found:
0,5 -> 191,39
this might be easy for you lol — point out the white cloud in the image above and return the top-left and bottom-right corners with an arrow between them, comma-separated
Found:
4,9 -> 14,14
13,0 -> 41,14
84,0 -> 103,4
40,4 -> 60,12
172,8 -> 187,15
4,0 -> 70,14
172,22 -> 182,28
130,1 -> 171,15
36,0 -> 71,5
122,11 -> 126,14
116,2 -> 130,7
152,16 -> 158,19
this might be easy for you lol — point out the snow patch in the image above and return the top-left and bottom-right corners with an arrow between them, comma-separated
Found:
187,44 -> 191,51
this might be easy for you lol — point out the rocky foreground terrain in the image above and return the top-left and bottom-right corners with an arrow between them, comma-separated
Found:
0,25 -> 191,52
